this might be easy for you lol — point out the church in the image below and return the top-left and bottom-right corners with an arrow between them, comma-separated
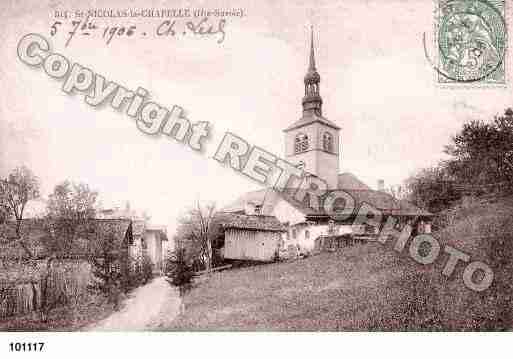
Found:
219,30 -> 432,261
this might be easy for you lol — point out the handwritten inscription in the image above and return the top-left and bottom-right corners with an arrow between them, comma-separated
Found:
156,18 -> 226,43
51,16 -> 227,46
50,8 -> 242,46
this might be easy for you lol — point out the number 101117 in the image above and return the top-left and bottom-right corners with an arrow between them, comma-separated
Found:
9,342 -> 45,352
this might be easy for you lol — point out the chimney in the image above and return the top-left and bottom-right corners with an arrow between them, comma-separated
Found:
377,179 -> 385,192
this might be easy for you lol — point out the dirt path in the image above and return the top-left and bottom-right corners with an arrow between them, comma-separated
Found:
90,277 -> 182,331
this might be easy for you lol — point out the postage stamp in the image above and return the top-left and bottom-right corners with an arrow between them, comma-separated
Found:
436,0 -> 507,84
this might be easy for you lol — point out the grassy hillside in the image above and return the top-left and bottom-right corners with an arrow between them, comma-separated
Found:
166,243 -> 437,331
433,195 -> 513,330
166,195 -> 513,331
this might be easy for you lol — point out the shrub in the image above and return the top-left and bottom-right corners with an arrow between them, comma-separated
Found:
167,248 -> 194,291
140,254 -> 154,284
124,252 -> 154,289
125,254 -> 142,290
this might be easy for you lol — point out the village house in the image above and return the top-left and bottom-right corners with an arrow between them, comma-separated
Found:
2,203 -> 168,271
219,30 -> 433,261
97,203 -> 168,272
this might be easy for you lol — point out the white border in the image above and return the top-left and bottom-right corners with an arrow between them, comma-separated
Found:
1,332 -> 513,359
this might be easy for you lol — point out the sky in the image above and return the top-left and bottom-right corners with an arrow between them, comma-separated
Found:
1,0 -> 512,237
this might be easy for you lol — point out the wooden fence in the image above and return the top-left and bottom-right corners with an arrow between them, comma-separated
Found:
0,260 -> 92,320
313,234 -> 369,253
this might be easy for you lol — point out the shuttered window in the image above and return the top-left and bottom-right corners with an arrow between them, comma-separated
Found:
295,133 -> 309,153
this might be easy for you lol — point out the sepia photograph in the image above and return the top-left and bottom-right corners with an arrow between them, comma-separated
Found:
1,0 -> 512,356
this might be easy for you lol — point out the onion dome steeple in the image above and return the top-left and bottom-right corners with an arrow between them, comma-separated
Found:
302,26 -> 323,116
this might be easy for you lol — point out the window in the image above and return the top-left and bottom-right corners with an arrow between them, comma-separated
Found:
291,228 -> 297,239
295,133 -> 309,153
254,204 -> 262,215
305,230 -> 310,239
296,160 -> 306,171
323,132 -> 333,152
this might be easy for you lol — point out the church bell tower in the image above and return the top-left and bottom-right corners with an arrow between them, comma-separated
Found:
283,28 -> 340,189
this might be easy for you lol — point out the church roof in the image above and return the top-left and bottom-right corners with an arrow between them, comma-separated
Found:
221,173 -> 432,219
338,172 -> 371,190
283,113 -> 341,132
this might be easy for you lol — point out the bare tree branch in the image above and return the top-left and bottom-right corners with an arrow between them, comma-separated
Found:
174,201 -> 217,272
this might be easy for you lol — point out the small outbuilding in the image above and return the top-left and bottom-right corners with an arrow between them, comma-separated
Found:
219,213 -> 286,262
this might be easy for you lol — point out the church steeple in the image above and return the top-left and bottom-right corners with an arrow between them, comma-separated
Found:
284,27 -> 340,189
303,27 -> 322,117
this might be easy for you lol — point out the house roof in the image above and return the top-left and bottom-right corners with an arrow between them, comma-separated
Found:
216,213 -> 286,232
222,173 -> 433,219
0,218 -> 135,260
283,113 -> 341,132
221,189 -> 271,213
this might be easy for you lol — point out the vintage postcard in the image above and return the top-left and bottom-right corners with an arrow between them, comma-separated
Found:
1,0 -> 513,356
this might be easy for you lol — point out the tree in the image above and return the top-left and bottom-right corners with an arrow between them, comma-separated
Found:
166,247 -> 194,294
175,201 -> 217,273
37,181 -> 99,319
444,108 -> 513,188
88,223 -> 125,308
0,166 -> 40,257
0,166 -> 44,319
386,185 -> 407,200
405,165 -> 460,213
405,108 -> 513,214
45,180 -> 98,255
45,181 -> 120,293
